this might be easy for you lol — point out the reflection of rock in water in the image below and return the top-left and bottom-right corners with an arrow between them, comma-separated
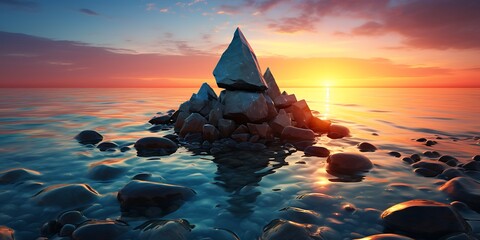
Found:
212,148 -> 288,217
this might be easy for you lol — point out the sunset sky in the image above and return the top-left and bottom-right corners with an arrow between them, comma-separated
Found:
1,0 -> 479,87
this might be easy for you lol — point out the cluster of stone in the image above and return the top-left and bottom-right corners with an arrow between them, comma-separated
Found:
150,28 -> 337,150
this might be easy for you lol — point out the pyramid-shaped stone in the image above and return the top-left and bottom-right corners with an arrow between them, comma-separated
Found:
213,27 -> 268,91
263,68 -> 281,100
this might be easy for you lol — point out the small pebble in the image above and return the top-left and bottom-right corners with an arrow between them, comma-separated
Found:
425,140 -> 437,146
410,154 -> 421,162
423,151 -> 441,158
388,151 -> 401,158
402,157 -> 414,164
357,142 -> 377,152
295,161 -> 306,164
416,138 -> 427,142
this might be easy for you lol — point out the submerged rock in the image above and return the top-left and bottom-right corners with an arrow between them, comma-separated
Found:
190,228 -> 240,240
96,141 -> 118,151
223,91 -> 271,123
117,180 -> 196,217
58,211 -> 88,226
87,164 -> 125,181
33,184 -> 100,208
357,142 -> 377,152
263,68 -> 281,101
213,28 -> 267,91
135,219 -> 192,240
381,199 -> 468,238
259,219 -> 329,240
326,153 -> 373,175
411,160 -> 449,176
75,130 -> 103,145
278,207 -> 321,224
149,115 -> 171,125
327,124 -> 350,139
134,137 -> 178,157
72,220 -> 128,240
0,168 -> 41,184
439,177 -> 480,211
308,117 -> 330,134
0,226 -> 14,240
281,126 -> 315,141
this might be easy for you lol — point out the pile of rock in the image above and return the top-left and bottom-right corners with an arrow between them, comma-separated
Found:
149,28 -> 342,152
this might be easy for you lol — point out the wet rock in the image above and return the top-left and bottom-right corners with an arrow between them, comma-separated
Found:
439,177 -> 480,211
190,228 -> 240,240
59,224 -> 76,237
195,82 -> 218,101
0,168 -> 40,184
75,130 -> 103,145
135,219 -> 192,240
381,199 -> 468,238
217,119 -> 236,138
259,219 -> 323,240
308,117 -> 331,134
389,152 -> 401,158
423,151 -> 441,158
291,140 -> 315,151
132,173 -> 152,181
281,126 -> 315,141
263,68 -> 281,101
96,141 -> 118,151
247,122 -> 273,139
425,140 -> 437,146
203,124 -> 220,142
208,102 -> 224,126
232,125 -> 249,134
184,132 -> 203,143
414,168 -> 439,177
231,133 -> 250,142
213,28 -> 267,91
463,161 -> 480,171
223,91 -> 271,123
402,157 -> 414,164
416,138 -> 427,142
134,137 -> 178,157
163,134 -> 178,143
303,146 -> 330,157
439,155 -> 459,166
438,168 -> 465,180
149,115 -> 171,125
33,184 -> 100,208
179,113 -> 207,137
270,109 -> 292,135
58,211 -> 88,226
174,112 -> 190,132
117,180 -> 195,217
411,160 -> 449,176
288,100 -> 313,128
72,220 -> 128,240
473,155 -> 480,161
0,226 -> 14,240
274,94 -> 297,108
327,124 -> 350,139
327,153 -> 373,175
410,154 -> 421,162
357,233 -> 414,240
279,207 -> 321,224
357,142 -> 377,152
41,220 -> 62,237
87,164 -> 125,181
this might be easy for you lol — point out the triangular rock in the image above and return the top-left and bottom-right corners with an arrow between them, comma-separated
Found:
196,82 -> 218,101
264,68 -> 281,100
213,27 -> 268,91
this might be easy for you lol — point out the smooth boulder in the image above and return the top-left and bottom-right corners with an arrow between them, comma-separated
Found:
72,220 -> 128,240
439,177 -> 480,211
281,126 -> 315,141
326,153 -> 373,175
0,168 -> 40,184
381,199 -> 468,238
136,219 -> 192,240
357,142 -> 377,152
134,137 -> 178,157
327,124 -> 350,139
33,184 -> 100,208
213,28 -> 267,91
75,130 -> 103,145
304,146 -> 330,157
117,180 -> 196,217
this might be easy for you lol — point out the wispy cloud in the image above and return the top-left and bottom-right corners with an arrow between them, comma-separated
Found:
145,3 -> 156,11
79,8 -> 99,16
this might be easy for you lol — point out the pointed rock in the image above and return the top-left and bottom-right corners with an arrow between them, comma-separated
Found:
213,28 -> 267,91
288,100 -> 313,128
264,68 -> 281,100
196,82 -> 218,101
179,113 -> 207,137
274,94 -> 297,108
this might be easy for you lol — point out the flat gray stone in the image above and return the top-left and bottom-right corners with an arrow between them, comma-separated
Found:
213,28 -> 267,91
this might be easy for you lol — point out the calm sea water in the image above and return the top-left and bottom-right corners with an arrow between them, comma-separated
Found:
0,88 -> 479,239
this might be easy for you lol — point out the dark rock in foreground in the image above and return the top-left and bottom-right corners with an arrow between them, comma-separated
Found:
259,219 -> 330,240
303,146 -> 330,157
134,137 -> 178,157
381,199 -> 468,238
75,130 -> 103,145
33,183 -> 100,208
0,168 -> 41,184
96,141 -> 118,151
439,177 -> 480,211
281,126 -> 315,141
72,220 -> 128,240
357,233 -> 414,240
135,219 -> 192,240
213,28 -> 267,91
327,124 -> 350,139
327,153 -> 373,175
117,180 -> 195,217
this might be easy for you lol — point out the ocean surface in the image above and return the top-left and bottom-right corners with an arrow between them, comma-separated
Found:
0,87 -> 479,239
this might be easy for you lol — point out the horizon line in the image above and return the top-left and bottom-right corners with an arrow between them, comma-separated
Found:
1,86 -> 479,89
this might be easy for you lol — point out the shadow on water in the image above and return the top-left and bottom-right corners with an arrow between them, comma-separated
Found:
211,149 -> 288,217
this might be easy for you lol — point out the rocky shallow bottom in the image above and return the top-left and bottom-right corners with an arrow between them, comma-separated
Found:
0,88 -> 479,240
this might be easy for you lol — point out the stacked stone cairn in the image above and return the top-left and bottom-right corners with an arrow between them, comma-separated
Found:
148,28 -> 345,153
